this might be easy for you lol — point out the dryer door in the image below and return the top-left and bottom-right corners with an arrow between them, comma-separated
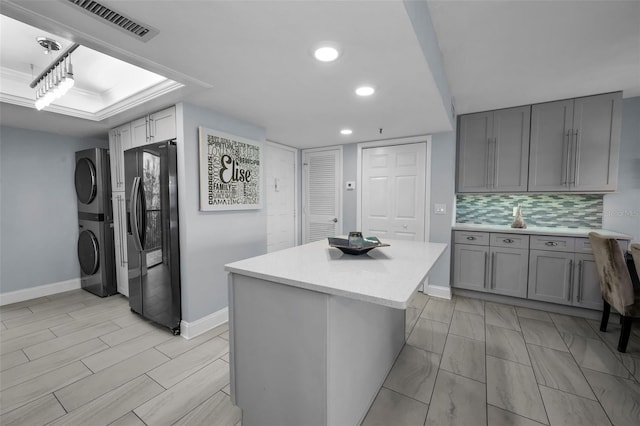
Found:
75,158 -> 97,205
78,229 -> 100,275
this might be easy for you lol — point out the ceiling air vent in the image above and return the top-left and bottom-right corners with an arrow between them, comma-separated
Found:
63,0 -> 159,42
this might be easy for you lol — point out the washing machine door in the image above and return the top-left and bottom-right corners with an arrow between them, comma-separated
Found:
75,158 -> 97,205
78,229 -> 100,275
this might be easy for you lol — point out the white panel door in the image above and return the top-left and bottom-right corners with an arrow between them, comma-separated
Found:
362,143 -> 426,241
266,143 -> 297,252
303,148 -> 342,243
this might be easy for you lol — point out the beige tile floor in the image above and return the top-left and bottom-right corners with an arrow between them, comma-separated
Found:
363,293 -> 640,426
0,290 -> 239,426
1,289 -> 639,425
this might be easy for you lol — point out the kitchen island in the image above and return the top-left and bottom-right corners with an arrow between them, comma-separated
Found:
225,239 -> 447,426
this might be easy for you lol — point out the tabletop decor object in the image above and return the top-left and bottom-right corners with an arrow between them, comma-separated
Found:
328,235 -> 390,255
511,205 -> 527,229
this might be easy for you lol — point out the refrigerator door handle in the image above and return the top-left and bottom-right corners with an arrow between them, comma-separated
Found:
139,176 -> 147,249
130,177 -> 144,252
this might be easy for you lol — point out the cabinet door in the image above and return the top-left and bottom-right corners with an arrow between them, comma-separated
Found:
453,244 -> 489,291
573,253 -> 602,310
492,106 -> 530,192
528,250 -> 573,305
131,117 -> 148,148
108,130 -> 122,191
571,93 -> 621,191
489,247 -> 528,298
150,106 -> 176,142
109,123 -> 132,192
528,100 -> 573,191
457,112 -> 492,193
112,192 -> 129,296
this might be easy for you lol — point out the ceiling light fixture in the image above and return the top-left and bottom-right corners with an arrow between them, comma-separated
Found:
314,45 -> 340,62
355,86 -> 375,96
340,129 -> 353,135
31,42 -> 79,111
36,37 -> 62,55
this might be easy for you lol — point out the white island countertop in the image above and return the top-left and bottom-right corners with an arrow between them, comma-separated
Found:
453,223 -> 632,240
225,239 -> 447,309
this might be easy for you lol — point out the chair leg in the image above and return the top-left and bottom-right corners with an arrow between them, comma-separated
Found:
618,316 -> 633,353
600,300 -> 610,332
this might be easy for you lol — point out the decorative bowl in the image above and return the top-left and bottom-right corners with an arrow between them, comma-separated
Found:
327,236 -> 390,255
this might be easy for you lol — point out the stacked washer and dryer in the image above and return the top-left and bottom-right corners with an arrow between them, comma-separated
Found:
74,148 -> 117,297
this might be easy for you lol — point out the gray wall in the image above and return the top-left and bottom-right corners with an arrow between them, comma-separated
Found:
0,126 -> 108,293
603,96 -> 640,243
342,143 -> 358,233
176,103 -> 267,322
427,131 -> 456,287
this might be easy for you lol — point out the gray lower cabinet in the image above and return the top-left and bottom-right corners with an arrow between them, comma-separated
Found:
489,247 -> 528,298
528,251 -> 603,309
527,250 -> 574,305
454,232 -> 626,311
453,231 -> 528,297
573,253 -> 602,310
453,244 -> 489,292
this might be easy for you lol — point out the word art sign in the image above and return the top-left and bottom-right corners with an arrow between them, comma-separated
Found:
199,127 -> 262,211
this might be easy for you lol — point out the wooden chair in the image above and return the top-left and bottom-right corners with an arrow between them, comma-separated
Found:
588,233 -> 640,352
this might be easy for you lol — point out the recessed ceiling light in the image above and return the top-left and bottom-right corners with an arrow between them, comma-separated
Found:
340,129 -> 353,135
355,86 -> 375,96
314,46 -> 340,62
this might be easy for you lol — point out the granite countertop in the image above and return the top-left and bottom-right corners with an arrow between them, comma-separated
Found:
453,223 -> 632,240
225,239 -> 447,309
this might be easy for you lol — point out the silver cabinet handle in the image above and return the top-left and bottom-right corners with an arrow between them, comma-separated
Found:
466,236 -> 476,241
571,129 -> 579,185
149,116 -> 155,141
492,137 -> 498,189
491,252 -> 496,289
484,251 -> 488,288
545,241 -> 558,246
577,260 -> 583,302
503,238 -> 514,244
568,259 -> 574,301
563,129 -> 571,186
485,138 -> 491,188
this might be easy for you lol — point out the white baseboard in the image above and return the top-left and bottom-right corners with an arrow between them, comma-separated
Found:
424,283 -> 452,300
180,307 -> 229,340
0,278 -> 82,306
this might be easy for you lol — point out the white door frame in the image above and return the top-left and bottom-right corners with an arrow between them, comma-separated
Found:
356,135 -> 432,242
301,145 -> 344,243
266,140 -> 300,246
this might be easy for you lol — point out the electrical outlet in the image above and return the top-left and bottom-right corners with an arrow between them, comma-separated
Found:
512,206 -> 518,217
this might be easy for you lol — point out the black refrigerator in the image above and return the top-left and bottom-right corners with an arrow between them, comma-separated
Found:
125,141 -> 181,334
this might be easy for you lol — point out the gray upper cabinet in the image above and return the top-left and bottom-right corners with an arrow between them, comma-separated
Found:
529,92 -> 621,192
457,106 -> 530,193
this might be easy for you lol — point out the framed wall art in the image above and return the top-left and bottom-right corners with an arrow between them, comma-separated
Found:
199,127 -> 262,211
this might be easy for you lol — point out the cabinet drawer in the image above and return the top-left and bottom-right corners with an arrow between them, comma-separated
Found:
454,231 -> 489,246
530,235 -> 575,252
490,233 -> 529,249
574,237 -> 629,253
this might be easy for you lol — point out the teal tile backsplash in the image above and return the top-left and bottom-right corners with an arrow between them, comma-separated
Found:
456,194 -> 603,228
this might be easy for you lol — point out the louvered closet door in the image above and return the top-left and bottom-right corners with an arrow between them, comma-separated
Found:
303,148 -> 342,243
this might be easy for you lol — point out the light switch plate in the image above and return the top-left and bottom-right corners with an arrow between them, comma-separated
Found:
434,203 -> 446,215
